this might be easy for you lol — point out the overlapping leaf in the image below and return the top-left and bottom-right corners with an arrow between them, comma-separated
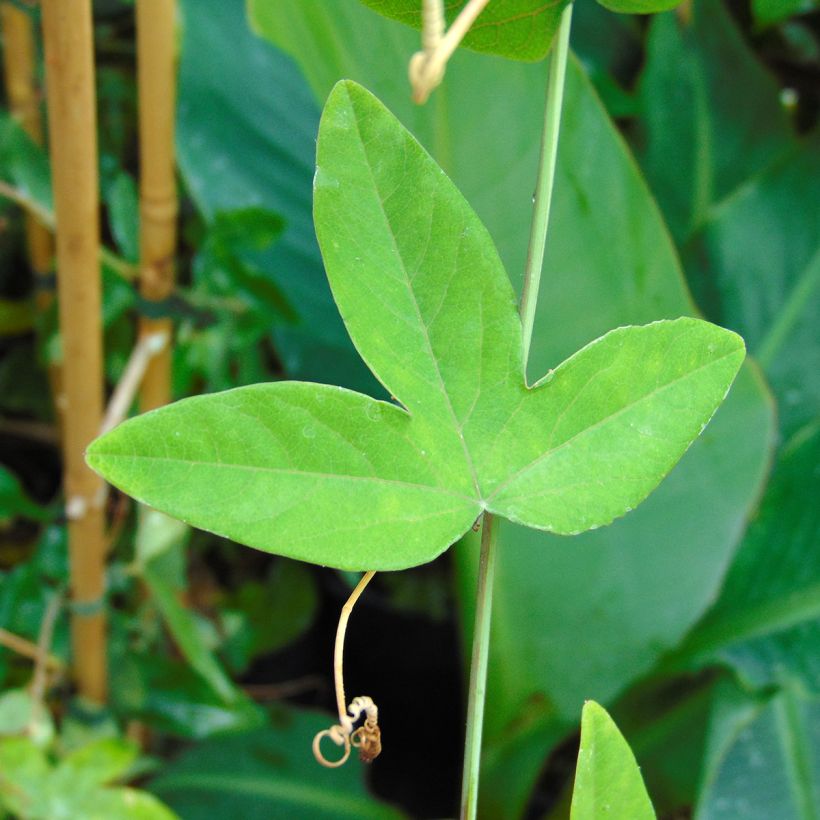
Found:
87,81 -> 743,571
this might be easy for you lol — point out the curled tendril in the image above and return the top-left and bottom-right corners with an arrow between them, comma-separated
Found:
312,724 -> 351,768
313,695 -> 381,767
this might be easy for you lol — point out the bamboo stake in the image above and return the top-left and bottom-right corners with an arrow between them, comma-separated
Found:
41,0 -> 107,703
0,3 -> 53,293
136,0 -> 178,412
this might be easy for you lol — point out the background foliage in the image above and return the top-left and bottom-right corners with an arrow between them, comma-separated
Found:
0,0 -> 818,817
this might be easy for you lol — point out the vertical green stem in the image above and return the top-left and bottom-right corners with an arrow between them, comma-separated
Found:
460,512 -> 498,818
459,6 -> 574,819
519,3 -> 574,365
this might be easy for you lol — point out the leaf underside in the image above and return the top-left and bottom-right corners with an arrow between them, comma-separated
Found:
87,81 -> 744,571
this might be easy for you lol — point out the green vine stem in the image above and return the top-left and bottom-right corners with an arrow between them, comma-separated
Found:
519,4 -> 574,366
459,6 -> 574,818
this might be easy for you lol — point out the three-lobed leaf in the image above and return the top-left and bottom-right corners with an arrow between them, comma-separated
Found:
87,81 -> 744,571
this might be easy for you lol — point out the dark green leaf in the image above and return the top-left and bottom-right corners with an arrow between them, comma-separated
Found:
637,0 -> 794,242
149,708 -> 404,819
671,424 -> 820,692
697,682 -> 820,819
176,0 -> 374,388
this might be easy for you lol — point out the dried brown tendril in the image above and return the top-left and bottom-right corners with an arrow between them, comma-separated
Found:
313,572 -> 382,768
313,696 -> 381,767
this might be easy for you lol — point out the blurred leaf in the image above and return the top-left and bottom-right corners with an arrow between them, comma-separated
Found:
0,297 -> 34,336
0,689 -> 54,747
0,736 -> 51,817
671,424 -> 820,692
111,650 -> 264,740
221,560 -> 317,673
106,171 -> 140,263
358,0 -> 572,61
0,465 -> 50,523
0,112 -> 52,211
176,0 -> 377,389
55,738 -> 139,789
193,207 -> 297,324
570,701 -> 655,820
752,0 -> 820,28
637,0 -> 795,242
142,564 -> 244,706
0,735 -> 177,820
135,509 -> 190,567
149,707 -> 404,819
684,137 -> 820,438
696,682 -> 820,819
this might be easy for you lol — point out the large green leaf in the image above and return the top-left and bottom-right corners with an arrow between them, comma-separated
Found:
570,701 -> 655,820
636,0 -> 794,242
358,0 -> 572,61
696,682 -> 820,819
149,708 -> 404,819
670,424 -> 820,692
88,81 -> 743,570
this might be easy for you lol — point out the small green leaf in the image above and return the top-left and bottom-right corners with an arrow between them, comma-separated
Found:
87,81 -> 743,571
0,465 -> 50,524
570,701 -> 655,820
142,563 -> 248,705
359,0 -> 572,61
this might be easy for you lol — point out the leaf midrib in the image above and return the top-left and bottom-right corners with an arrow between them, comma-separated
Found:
345,84 -> 482,498
486,347 -> 739,502
90,452 -> 478,504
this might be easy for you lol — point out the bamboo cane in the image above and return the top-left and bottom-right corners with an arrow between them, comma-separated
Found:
41,0 -> 107,703
0,3 -> 53,291
136,0 -> 178,412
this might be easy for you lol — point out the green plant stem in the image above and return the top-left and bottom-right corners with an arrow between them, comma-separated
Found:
519,3 -> 573,365
460,512 -> 498,818
459,7 -> 573,818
